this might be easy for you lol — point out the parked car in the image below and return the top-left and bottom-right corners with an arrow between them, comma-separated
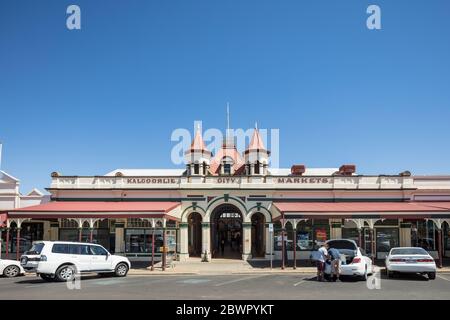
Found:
324,239 -> 374,281
20,241 -> 131,282
385,247 -> 436,280
0,258 -> 25,278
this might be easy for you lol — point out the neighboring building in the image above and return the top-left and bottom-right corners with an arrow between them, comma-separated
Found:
2,126 -> 450,267
0,170 -> 49,258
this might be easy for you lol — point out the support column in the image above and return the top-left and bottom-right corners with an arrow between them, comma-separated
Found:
49,222 -> 59,241
16,227 -> 21,260
264,224 -> 272,260
293,226 -> 297,270
201,222 -> 211,261
242,223 -> 252,261
281,226 -> 286,270
5,227 -> 10,259
370,228 -> 376,263
437,228 -> 443,269
400,222 -> 412,247
330,220 -> 342,239
162,227 -> 167,271
151,226 -> 155,271
179,223 -> 189,261
114,221 -> 125,254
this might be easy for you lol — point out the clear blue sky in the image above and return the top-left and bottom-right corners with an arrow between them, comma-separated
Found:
1,0 -> 449,193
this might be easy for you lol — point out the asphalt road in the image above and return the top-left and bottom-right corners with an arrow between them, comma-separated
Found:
1,272 -> 450,300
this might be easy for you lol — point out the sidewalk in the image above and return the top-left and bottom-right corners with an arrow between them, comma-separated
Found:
128,258 -> 450,276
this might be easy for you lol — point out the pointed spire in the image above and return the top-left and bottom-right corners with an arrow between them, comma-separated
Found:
247,126 -> 267,152
187,125 -> 212,155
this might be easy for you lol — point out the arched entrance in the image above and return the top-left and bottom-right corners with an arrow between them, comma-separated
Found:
251,213 -> 266,258
188,212 -> 202,257
211,204 -> 243,259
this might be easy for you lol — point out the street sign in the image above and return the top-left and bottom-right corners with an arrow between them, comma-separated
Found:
268,223 -> 274,233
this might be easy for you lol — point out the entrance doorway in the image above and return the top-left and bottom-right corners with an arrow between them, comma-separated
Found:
188,212 -> 202,257
251,213 -> 266,258
211,204 -> 243,259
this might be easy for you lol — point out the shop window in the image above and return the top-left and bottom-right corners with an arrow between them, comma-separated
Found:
273,222 -> 283,251
296,221 -> 313,251
59,228 -> 110,250
376,228 -> 399,253
125,228 -> 176,255
342,228 -> 359,244
375,219 -> 399,226
445,223 -> 450,251
273,219 -> 331,251
412,220 -> 438,251
127,218 -> 152,228
6,222 -> 44,254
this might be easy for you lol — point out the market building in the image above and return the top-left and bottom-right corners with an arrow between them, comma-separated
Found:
1,126 -> 450,268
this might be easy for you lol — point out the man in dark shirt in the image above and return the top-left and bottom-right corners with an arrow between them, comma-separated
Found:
327,245 -> 341,282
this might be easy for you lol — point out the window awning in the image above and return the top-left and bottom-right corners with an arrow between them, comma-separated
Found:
7,201 -> 182,220
273,201 -> 450,219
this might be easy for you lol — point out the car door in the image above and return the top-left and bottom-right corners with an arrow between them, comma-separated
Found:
89,245 -> 112,271
68,244 -> 92,272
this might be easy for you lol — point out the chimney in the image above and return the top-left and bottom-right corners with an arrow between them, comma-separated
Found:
339,164 -> 356,176
291,165 -> 306,176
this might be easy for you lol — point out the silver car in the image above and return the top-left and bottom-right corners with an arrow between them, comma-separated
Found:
385,247 -> 436,280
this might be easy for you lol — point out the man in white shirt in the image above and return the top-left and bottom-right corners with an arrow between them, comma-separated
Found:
316,243 -> 328,282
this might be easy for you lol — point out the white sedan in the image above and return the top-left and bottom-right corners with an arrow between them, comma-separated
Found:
0,259 -> 25,278
385,247 -> 436,280
324,239 -> 374,281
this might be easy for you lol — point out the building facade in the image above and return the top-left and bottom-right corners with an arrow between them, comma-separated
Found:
2,127 -> 450,267
0,170 -> 49,259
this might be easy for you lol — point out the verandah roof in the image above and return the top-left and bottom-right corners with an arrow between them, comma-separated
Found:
6,201 -> 181,220
273,201 -> 450,219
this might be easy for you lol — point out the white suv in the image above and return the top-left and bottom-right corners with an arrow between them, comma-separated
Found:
20,241 -> 131,282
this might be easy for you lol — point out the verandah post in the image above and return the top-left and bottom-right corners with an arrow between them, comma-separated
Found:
437,228 -> 443,269
5,227 -> 10,259
16,227 -> 21,260
293,225 -> 297,270
151,226 -> 155,271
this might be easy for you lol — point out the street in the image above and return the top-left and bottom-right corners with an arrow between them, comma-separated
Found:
1,272 -> 450,300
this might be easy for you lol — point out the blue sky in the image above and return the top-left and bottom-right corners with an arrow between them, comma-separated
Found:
0,0 -> 449,193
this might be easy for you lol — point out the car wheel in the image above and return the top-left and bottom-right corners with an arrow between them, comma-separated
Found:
428,272 -> 436,280
3,265 -> 20,278
114,263 -> 129,277
55,265 -> 77,282
40,274 -> 55,282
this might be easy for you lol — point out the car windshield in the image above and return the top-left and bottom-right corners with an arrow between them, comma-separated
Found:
25,243 -> 45,255
391,248 -> 428,255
